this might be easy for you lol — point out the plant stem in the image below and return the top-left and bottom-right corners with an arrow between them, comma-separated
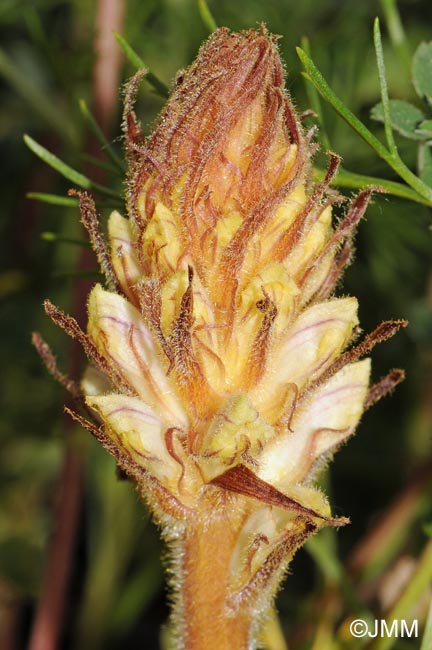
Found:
180,505 -> 251,649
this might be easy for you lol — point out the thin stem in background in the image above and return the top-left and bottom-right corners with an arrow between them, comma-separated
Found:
420,598 -> 432,650
28,449 -> 83,650
93,0 -> 126,135
0,48 -> 77,145
300,36 -> 331,151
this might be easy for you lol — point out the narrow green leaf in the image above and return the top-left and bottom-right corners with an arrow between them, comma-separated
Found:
114,32 -> 169,98
26,192 -> 78,207
41,232 -> 91,247
300,37 -> 331,150
420,598 -> 432,650
24,134 -> 122,199
412,42 -> 432,107
79,99 -> 125,171
370,99 -> 425,140
415,120 -> 432,139
313,166 -> 432,206
418,143 -> 432,187
197,0 -> 218,33
373,18 -> 398,157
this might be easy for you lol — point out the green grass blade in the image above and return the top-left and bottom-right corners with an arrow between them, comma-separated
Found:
420,597 -> 432,650
24,134 -> 122,199
26,192 -> 79,207
373,18 -> 398,157
114,32 -> 169,98
79,99 -> 125,171
198,0 -> 218,33
300,37 -> 331,150
41,232 -> 91,247
313,166 -> 432,205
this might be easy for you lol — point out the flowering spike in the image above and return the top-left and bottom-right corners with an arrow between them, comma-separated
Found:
40,27 -> 406,649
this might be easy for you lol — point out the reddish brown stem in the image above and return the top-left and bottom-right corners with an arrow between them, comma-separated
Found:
28,449 -> 83,650
93,0 -> 125,134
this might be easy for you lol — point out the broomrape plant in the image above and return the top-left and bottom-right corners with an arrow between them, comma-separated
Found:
34,27 -> 406,649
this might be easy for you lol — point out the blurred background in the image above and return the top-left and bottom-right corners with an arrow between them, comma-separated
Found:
0,0 -> 431,648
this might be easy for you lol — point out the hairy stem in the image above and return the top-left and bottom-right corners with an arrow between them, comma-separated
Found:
179,504 -> 252,650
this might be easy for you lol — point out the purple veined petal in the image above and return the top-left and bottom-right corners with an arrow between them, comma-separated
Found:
252,297 -> 359,422
86,393 -> 183,488
87,284 -> 188,427
257,358 -> 371,487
